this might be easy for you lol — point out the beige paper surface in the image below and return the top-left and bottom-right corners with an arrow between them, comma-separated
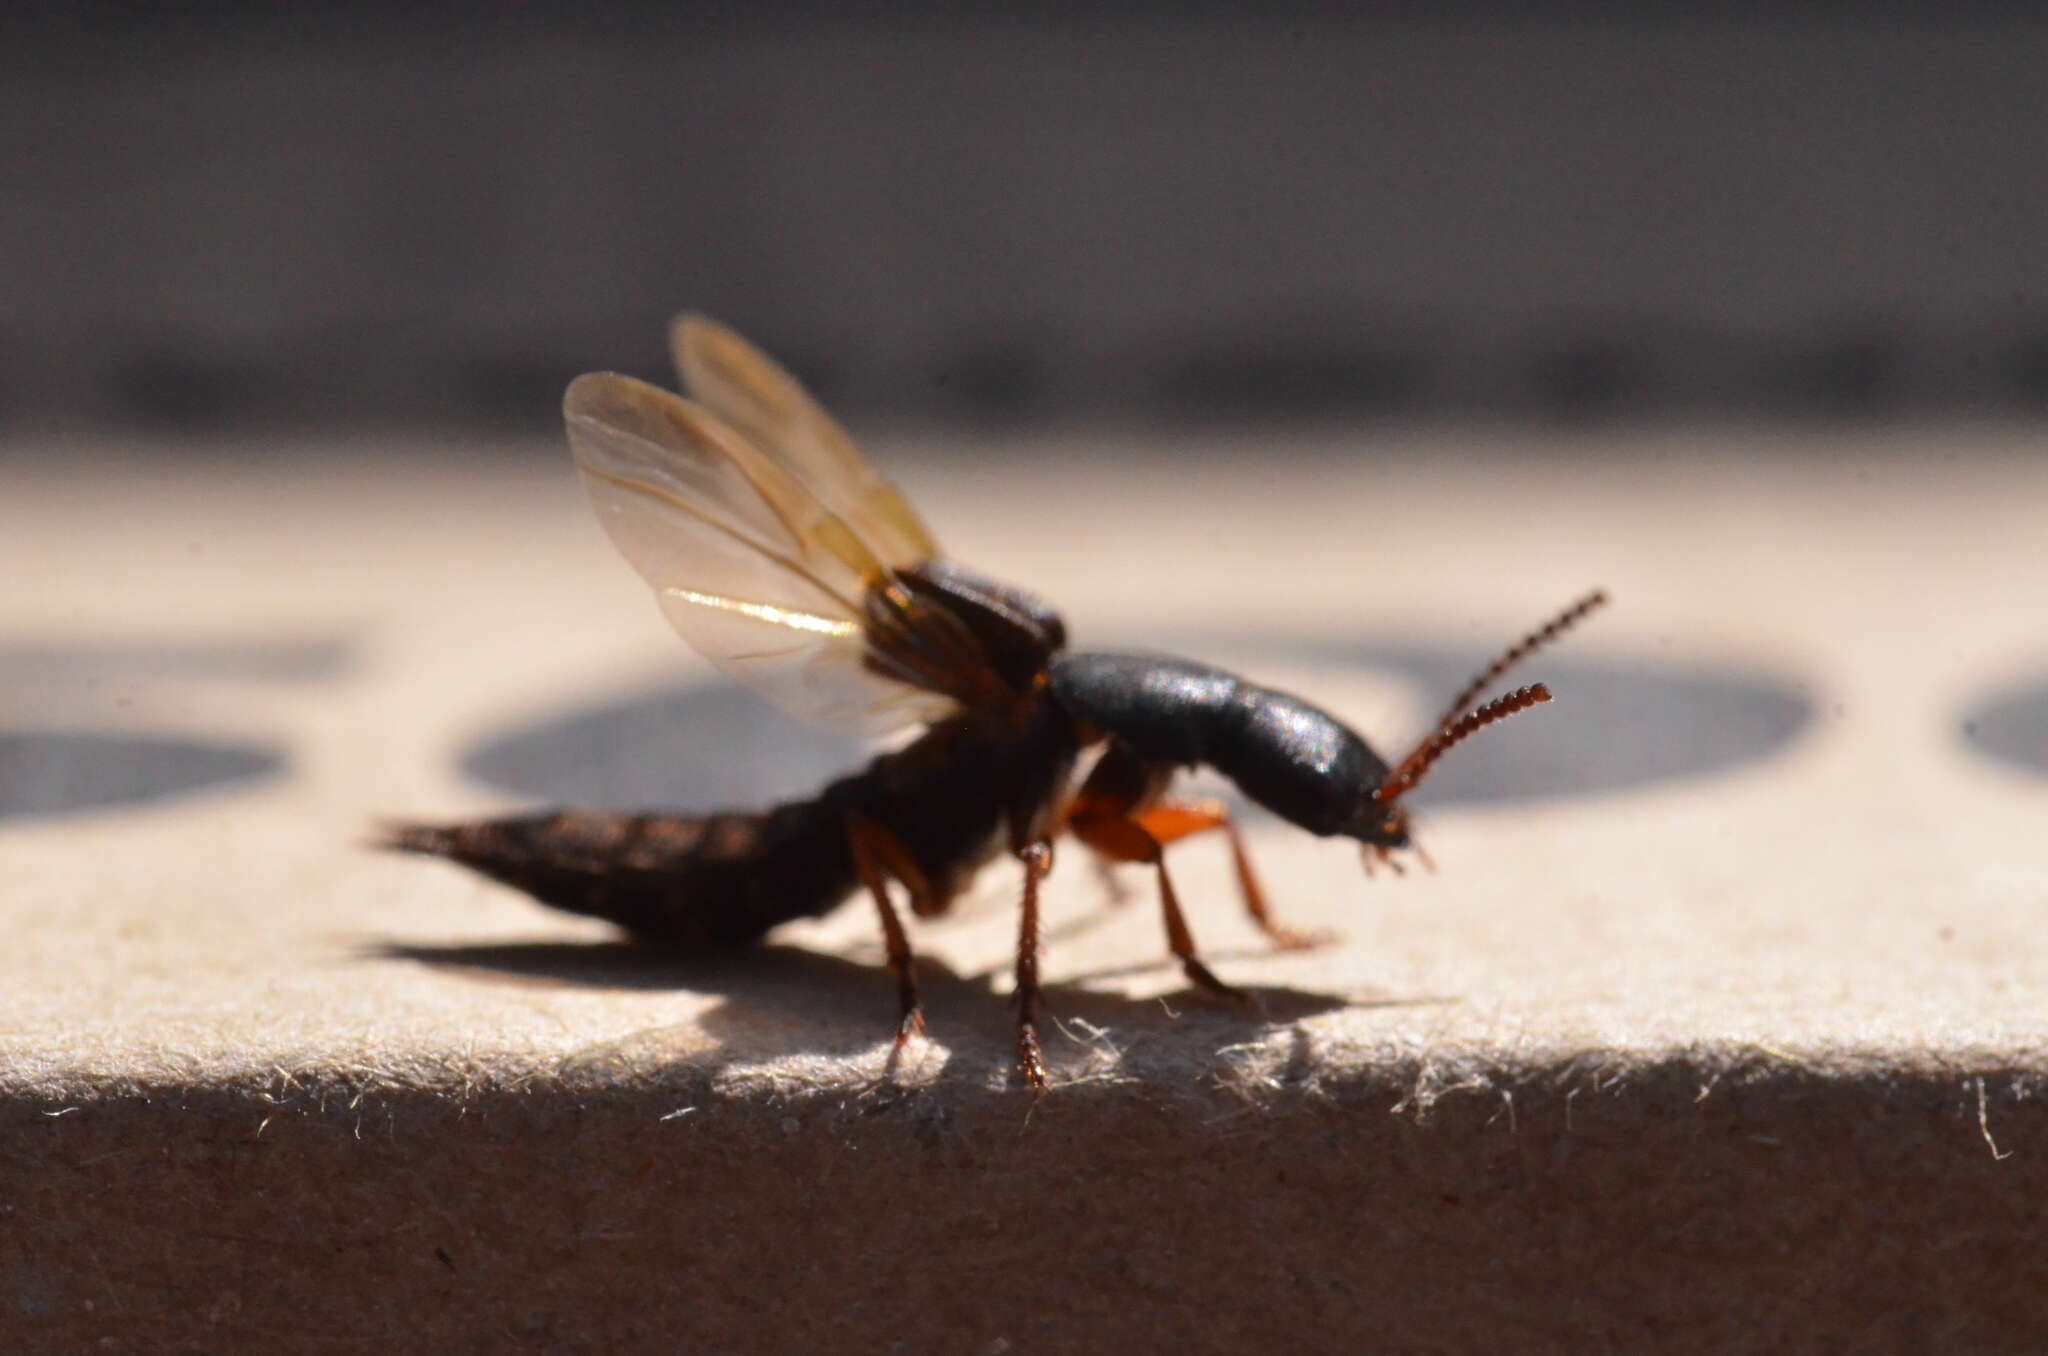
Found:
5,426 -> 2046,1349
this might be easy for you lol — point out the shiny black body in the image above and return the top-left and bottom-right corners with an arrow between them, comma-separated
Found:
1048,653 -> 1397,840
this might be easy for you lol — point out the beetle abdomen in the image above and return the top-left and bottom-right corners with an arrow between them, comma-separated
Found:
379,806 -> 855,948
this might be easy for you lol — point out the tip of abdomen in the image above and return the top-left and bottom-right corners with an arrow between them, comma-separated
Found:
367,818 -> 464,857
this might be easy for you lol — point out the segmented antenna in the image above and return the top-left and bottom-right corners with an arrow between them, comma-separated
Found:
1375,683 -> 1552,805
1430,589 -> 1608,735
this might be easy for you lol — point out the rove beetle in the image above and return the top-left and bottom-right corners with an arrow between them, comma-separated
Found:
384,315 -> 1606,1090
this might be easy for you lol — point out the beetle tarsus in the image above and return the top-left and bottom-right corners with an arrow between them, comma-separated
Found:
1013,841 -> 1054,1092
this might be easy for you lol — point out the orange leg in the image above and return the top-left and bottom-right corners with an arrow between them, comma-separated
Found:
845,812 -> 935,1044
1067,811 -> 1249,1003
1126,800 -> 1329,952
1013,840 -> 1054,1093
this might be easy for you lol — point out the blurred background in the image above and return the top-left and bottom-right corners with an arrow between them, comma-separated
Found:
9,1 -> 2048,434
6,1 -> 2046,825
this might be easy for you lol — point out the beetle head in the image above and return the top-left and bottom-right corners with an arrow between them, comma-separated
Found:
1345,684 -> 1551,871
1338,587 -> 1609,874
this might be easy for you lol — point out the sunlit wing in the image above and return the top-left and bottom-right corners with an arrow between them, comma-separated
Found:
669,314 -> 939,567
564,372 -> 989,736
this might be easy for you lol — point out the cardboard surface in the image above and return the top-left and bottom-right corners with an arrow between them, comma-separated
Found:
5,425 -> 2046,1349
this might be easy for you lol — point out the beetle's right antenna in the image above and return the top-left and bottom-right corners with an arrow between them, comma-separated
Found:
1429,589 -> 1608,735
1375,684 -> 1553,805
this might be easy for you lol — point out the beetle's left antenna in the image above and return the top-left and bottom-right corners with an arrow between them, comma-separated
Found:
1375,684 -> 1553,806
1428,589 -> 1607,735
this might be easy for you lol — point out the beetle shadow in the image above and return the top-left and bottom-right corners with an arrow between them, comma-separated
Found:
1960,674 -> 2048,778
452,636 -> 1812,815
0,730 -> 285,820
0,635 -> 351,820
369,936 -> 1401,1090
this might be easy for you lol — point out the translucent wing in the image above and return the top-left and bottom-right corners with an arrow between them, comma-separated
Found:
564,372 -> 989,735
670,314 -> 939,567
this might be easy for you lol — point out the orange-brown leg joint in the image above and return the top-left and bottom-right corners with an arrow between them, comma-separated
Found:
1067,809 -> 1249,1003
1127,800 -> 1328,951
845,812 -> 926,1044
